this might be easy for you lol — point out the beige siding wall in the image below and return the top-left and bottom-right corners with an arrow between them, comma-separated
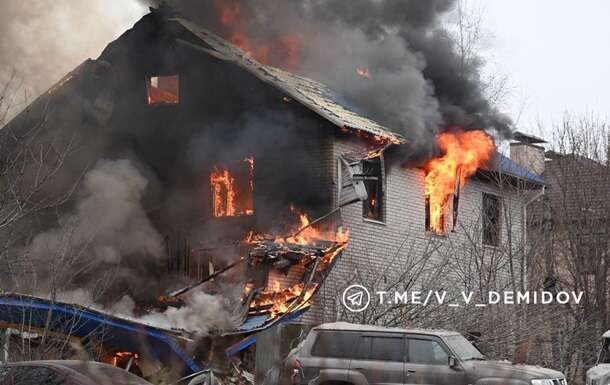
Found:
302,135 -> 528,326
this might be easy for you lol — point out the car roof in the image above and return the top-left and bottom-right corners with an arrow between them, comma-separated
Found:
313,322 -> 461,337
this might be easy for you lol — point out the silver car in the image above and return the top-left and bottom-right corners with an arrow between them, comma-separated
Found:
282,322 -> 566,385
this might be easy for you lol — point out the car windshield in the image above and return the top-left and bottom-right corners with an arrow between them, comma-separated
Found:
443,334 -> 485,361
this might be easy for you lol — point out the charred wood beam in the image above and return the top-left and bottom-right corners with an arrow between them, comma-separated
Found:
291,202 -> 354,238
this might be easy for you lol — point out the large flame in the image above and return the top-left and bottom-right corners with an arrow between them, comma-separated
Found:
423,130 -> 495,233
213,0 -> 300,71
251,282 -> 319,318
210,157 -> 255,217
244,206 -> 349,319
284,205 -> 349,245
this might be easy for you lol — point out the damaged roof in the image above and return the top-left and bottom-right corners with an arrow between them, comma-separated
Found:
172,17 -> 404,144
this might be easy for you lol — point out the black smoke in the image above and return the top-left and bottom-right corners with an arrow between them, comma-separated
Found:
144,0 -> 512,157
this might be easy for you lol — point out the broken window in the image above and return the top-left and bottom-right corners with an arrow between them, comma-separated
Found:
362,156 -> 384,221
147,75 -> 179,105
210,157 -> 254,217
425,196 -> 446,234
482,193 -> 501,246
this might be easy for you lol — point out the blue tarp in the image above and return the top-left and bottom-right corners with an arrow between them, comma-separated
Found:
0,294 -> 201,374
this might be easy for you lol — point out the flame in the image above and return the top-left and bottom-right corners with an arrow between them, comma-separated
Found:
251,282 -> 319,318
243,205 -> 349,320
281,205 -> 349,245
213,0 -> 301,71
210,157 -> 255,217
111,352 -> 138,367
210,167 -> 237,217
423,130 -> 495,233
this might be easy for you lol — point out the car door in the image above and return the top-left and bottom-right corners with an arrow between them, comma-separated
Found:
348,333 -> 405,385
404,336 -> 467,385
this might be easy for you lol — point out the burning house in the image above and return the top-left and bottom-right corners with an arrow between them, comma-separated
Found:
0,2 -> 546,382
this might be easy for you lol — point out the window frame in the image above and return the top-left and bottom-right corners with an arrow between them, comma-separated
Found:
406,336 -> 452,366
353,333 -> 406,362
146,74 -> 180,106
482,192 -> 502,247
310,330 -> 362,358
424,195 -> 447,235
361,155 -> 386,224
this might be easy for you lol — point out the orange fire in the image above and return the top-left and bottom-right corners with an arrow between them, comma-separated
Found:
423,130 -> 495,233
213,0 -> 301,71
251,282 -> 319,318
283,205 -> 349,245
111,352 -> 138,367
210,157 -> 255,217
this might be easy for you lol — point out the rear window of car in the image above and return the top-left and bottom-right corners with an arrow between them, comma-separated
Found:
311,331 -> 360,358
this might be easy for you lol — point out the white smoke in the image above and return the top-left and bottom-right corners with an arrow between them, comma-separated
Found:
53,290 -> 237,336
141,291 -> 238,335
29,159 -> 164,264
0,0 -> 147,111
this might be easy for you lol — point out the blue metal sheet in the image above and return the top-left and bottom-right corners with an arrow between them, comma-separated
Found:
238,315 -> 269,331
490,153 -> 545,185
0,295 -> 201,374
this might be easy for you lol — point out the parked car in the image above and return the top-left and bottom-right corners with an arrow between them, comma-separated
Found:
282,322 -> 566,385
0,360 -> 154,385
586,330 -> 610,385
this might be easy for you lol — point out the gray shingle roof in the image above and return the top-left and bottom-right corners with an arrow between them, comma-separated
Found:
173,17 -> 404,144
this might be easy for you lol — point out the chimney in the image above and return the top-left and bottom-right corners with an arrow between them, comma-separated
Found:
510,131 -> 547,175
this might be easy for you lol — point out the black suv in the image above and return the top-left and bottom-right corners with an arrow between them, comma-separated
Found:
282,322 -> 566,385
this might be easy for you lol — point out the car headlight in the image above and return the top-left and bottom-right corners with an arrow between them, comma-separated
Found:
532,380 -> 554,385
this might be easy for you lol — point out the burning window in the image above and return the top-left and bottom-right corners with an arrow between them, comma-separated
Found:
482,193 -> 501,246
210,157 -> 254,217
362,156 -> 384,221
425,196 -> 446,233
147,75 -> 179,105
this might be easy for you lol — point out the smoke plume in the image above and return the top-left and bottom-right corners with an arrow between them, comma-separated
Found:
0,0 -> 513,333
144,0 -> 512,156
29,159 -> 165,295
0,0 -> 146,115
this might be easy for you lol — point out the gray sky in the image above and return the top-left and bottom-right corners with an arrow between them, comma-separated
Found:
481,0 -> 610,136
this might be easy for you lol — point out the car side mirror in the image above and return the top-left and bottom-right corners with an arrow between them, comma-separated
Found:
448,356 -> 458,368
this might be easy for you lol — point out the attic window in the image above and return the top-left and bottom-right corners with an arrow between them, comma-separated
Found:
147,75 -> 179,105
425,196 -> 446,234
482,193 -> 501,246
362,156 -> 384,222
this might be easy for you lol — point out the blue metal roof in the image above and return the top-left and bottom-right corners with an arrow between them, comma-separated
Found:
0,294 -> 201,374
488,152 -> 545,185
